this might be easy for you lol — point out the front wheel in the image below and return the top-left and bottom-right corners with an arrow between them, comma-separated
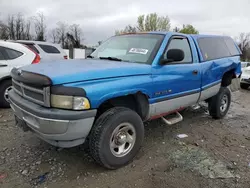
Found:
0,80 -> 12,108
89,107 -> 144,169
208,87 -> 231,119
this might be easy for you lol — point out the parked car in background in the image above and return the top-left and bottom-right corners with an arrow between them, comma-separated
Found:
241,61 -> 248,69
240,61 -> 250,89
13,40 -> 67,62
0,40 -> 40,107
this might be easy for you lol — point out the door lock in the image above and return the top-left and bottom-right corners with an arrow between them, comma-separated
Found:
192,70 -> 198,75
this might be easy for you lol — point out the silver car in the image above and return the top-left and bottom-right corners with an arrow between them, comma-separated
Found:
240,62 -> 250,89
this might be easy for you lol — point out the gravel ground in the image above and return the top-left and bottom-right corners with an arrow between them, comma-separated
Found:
0,89 -> 250,188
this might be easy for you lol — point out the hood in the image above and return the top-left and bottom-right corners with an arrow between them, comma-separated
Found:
20,59 -> 151,85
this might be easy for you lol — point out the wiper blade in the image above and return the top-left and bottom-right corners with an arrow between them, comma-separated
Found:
86,55 -> 94,58
99,56 -> 122,61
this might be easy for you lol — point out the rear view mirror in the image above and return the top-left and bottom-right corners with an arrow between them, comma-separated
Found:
160,49 -> 184,65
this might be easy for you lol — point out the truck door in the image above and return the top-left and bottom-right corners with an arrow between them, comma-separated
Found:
150,35 -> 201,117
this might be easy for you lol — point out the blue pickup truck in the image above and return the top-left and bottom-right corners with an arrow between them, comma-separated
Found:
7,32 -> 241,169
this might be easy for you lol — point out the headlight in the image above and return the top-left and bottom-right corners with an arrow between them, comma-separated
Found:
242,69 -> 250,74
51,94 -> 90,110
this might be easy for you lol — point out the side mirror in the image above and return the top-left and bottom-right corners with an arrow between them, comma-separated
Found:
160,49 -> 184,65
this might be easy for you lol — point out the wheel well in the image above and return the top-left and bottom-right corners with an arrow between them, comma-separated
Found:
0,76 -> 11,86
96,92 -> 149,121
221,69 -> 236,87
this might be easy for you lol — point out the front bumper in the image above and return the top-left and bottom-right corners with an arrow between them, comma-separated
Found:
240,73 -> 250,84
8,89 -> 97,148
240,78 -> 250,84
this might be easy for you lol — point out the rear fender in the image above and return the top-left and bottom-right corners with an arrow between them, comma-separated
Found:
225,59 -> 241,77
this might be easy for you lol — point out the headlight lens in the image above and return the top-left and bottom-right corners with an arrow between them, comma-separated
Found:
51,94 -> 90,110
73,97 -> 90,110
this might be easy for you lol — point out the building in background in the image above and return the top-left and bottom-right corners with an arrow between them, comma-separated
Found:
64,47 -> 95,59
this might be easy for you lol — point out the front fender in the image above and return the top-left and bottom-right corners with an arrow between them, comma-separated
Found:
63,75 -> 153,108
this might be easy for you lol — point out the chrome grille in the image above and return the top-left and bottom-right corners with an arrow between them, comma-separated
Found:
12,79 -> 50,107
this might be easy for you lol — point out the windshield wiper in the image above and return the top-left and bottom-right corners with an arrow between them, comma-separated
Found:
86,55 -> 94,58
99,56 -> 122,61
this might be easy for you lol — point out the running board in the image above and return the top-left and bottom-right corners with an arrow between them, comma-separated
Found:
161,111 -> 183,125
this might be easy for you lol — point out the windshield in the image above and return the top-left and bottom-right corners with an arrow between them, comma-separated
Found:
91,34 -> 164,64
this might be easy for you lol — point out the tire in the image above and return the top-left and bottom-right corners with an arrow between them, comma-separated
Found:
208,87 -> 231,119
240,83 -> 249,90
0,80 -> 12,108
89,107 -> 144,169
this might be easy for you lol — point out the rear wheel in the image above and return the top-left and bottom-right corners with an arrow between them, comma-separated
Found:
89,107 -> 144,169
0,80 -> 12,108
240,83 -> 249,90
208,87 -> 231,119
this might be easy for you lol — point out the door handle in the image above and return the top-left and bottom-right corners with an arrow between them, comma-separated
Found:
192,70 -> 198,75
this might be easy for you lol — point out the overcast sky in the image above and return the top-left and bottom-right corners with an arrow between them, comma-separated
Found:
0,0 -> 250,45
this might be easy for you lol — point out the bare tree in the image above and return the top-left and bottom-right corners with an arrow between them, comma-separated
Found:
7,14 -> 33,40
49,28 -> 58,43
0,21 -> 9,40
237,33 -> 250,61
0,12 -> 88,46
8,15 -> 15,40
173,27 -> 180,32
56,22 -> 68,48
24,19 -> 32,40
34,12 -> 46,41
15,13 -> 25,40
68,24 -> 84,48
115,25 -> 137,35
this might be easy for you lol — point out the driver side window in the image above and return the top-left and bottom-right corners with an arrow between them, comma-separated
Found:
164,37 -> 192,63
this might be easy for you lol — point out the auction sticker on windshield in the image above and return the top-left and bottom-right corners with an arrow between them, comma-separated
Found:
129,48 -> 148,55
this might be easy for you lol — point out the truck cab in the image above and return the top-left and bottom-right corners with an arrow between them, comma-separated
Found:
7,32 -> 241,169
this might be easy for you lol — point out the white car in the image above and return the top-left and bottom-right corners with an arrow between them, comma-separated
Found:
0,41 -> 40,107
14,40 -> 67,63
240,61 -> 250,89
